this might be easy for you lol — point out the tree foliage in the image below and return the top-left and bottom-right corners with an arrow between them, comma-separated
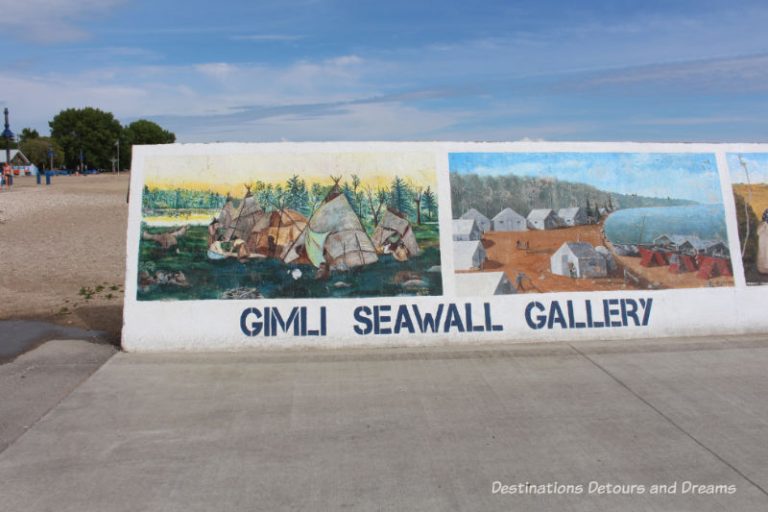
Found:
49,107 -> 122,170
19,128 -> 40,144
19,137 -> 65,169
450,172 -> 696,219
122,119 -> 176,167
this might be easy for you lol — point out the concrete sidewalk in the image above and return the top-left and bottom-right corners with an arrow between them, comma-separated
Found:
1,336 -> 767,511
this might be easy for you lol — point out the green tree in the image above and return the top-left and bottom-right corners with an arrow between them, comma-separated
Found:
49,107 -> 122,170
122,119 -> 176,168
285,174 -> 310,214
19,137 -> 65,170
422,187 -> 437,221
18,128 -> 40,144
389,176 -> 413,217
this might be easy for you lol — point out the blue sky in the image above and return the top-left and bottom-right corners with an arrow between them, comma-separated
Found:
2,1 -> 768,142
450,152 -> 722,204
727,153 -> 768,184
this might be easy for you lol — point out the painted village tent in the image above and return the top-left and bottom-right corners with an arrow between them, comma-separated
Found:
282,189 -> 378,271
557,207 -> 588,227
246,209 -> 308,257
223,193 -> 264,242
453,240 -> 486,271
595,246 -> 617,273
452,219 -> 482,241
550,242 -> 607,278
491,208 -> 527,232
455,272 -> 515,296
217,195 -> 236,232
460,208 -> 491,233
527,209 -> 562,230
371,208 -> 421,260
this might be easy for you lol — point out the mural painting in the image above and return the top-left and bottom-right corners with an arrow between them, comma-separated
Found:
449,152 -> 734,295
727,153 -> 768,285
137,152 -> 442,300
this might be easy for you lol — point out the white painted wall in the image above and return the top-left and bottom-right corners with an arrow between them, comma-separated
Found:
123,141 -> 768,352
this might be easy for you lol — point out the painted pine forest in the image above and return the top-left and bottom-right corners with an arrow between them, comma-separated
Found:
138,174 -> 442,300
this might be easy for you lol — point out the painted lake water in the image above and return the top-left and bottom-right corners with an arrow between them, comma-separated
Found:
604,204 -> 729,245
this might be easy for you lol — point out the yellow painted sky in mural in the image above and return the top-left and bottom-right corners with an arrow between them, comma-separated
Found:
144,151 -> 437,195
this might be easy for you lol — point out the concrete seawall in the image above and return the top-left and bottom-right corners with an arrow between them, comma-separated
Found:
123,142 -> 768,351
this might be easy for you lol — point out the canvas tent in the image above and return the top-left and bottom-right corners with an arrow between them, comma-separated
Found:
550,242 -> 607,278
282,189 -> 378,271
527,209 -> 561,230
224,193 -> 265,242
558,207 -> 588,227
491,208 -> 527,232
371,208 -> 421,260
460,208 -> 491,233
452,219 -> 481,241
247,209 -> 308,257
217,195 -> 237,232
455,272 -> 515,296
453,240 -> 486,270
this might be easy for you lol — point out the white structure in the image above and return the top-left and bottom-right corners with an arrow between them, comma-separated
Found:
455,272 -> 515,296
491,208 -> 527,232
453,240 -> 486,270
460,208 -> 491,233
527,209 -> 561,230
0,149 -> 38,176
550,242 -> 607,278
452,219 -> 482,241
558,207 -> 588,226
595,246 -> 617,273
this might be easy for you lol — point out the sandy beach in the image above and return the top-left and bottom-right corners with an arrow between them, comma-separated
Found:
0,174 -> 130,341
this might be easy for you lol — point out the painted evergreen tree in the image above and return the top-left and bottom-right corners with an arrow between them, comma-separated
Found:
389,176 -> 414,218
422,187 -> 437,221
285,174 -> 310,214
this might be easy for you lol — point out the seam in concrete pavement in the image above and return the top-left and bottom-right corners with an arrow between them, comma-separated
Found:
567,342 -> 768,498
0,351 -> 118,457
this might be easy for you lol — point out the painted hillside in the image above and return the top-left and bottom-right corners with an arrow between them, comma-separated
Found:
450,173 -> 696,218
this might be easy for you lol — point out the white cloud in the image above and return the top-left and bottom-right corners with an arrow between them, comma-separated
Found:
194,63 -> 238,81
0,0 -> 126,43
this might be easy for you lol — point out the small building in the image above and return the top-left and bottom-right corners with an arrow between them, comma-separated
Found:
491,208 -> 527,232
558,207 -> 588,227
653,234 -> 689,252
452,219 -> 482,241
550,242 -> 607,278
460,208 -> 491,233
595,245 -> 617,273
527,209 -> 562,230
455,272 -> 515,296
701,240 -> 730,259
680,238 -> 730,259
0,149 -> 38,176
453,240 -> 486,270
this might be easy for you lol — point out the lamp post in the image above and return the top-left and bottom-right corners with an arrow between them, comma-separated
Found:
115,138 -> 120,176
2,108 -> 15,190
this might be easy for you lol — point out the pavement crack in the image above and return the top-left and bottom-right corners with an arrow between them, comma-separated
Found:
568,342 -> 768,498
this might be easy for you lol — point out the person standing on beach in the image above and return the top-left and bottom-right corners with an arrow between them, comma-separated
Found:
2,163 -> 11,191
